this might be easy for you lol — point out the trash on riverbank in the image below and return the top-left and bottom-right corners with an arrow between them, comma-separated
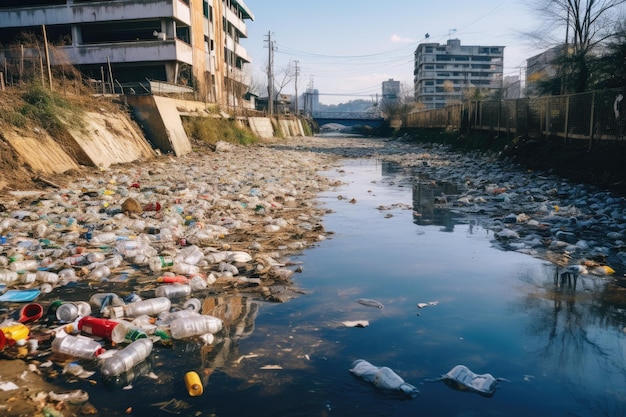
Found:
427,364 -> 507,397
349,359 -> 419,398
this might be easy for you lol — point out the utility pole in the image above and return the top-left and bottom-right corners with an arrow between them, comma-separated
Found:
294,60 -> 300,115
265,31 -> 274,115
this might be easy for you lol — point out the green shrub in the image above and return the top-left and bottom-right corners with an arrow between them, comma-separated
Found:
183,116 -> 258,146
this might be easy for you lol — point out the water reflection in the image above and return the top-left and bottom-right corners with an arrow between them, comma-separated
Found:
412,180 -> 461,231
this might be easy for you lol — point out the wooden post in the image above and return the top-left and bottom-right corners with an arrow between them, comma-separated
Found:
563,95 -> 570,144
0,72 -> 5,91
42,25 -> 53,91
107,56 -> 114,94
588,91 -> 595,149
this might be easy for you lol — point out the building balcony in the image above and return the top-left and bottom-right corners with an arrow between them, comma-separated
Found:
0,0 -> 192,28
55,39 -> 193,66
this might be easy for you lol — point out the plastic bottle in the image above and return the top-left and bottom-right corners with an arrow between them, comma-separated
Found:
348,359 -> 419,398
155,283 -> 191,299
0,269 -> 19,283
100,338 -> 153,377
149,255 -> 174,272
36,270 -> 59,284
173,262 -> 200,275
107,297 -> 171,319
183,298 -> 202,312
1,323 -> 30,346
157,275 -> 189,284
169,315 -> 223,339
90,232 -> 118,244
185,371 -> 204,396
9,260 -> 38,272
51,333 -> 105,359
56,301 -> 92,322
189,275 -> 207,291
78,316 -> 121,341
86,252 -> 106,263
89,293 -> 125,310
158,309 -> 200,325
88,265 -> 111,280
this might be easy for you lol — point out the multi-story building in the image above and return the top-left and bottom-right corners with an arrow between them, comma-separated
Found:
0,0 -> 254,106
525,45 -> 563,97
381,78 -> 400,105
413,39 -> 504,109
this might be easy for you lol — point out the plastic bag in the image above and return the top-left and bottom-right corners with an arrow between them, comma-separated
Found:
349,359 -> 419,398
429,365 -> 506,396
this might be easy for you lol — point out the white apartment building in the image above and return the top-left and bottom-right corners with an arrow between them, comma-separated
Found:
0,0 -> 254,106
413,39 -> 504,109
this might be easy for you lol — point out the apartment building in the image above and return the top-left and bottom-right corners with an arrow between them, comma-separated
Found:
525,45 -> 563,97
381,78 -> 400,104
0,0 -> 254,106
413,39 -> 504,109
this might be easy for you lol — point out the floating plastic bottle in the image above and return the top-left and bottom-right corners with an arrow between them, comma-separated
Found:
155,283 -> 191,299
9,260 -> 38,272
149,255 -> 174,272
51,333 -> 105,360
89,293 -> 125,310
0,269 -> 18,283
78,316 -> 121,341
349,359 -> 419,398
173,262 -> 200,275
169,315 -> 223,339
36,270 -> 59,284
158,309 -> 200,325
107,297 -> 171,319
100,338 -> 153,377
185,371 -> 204,396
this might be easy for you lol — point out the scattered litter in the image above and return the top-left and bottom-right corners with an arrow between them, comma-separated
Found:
417,301 -> 439,309
426,365 -> 508,397
235,353 -> 259,364
349,359 -> 419,398
356,298 -> 384,309
0,381 -> 19,391
260,365 -> 282,370
342,320 -> 369,328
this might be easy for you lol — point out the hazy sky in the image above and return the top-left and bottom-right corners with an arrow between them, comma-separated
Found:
243,0 -> 544,105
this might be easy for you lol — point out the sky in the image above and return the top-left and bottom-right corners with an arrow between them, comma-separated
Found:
242,0 -> 548,105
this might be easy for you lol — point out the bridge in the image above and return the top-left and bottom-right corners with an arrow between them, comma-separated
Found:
311,111 -> 386,131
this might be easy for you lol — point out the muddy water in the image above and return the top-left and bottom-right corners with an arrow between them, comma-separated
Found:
51,154 -> 626,417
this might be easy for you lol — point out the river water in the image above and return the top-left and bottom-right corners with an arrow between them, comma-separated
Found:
72,138 -> 626,417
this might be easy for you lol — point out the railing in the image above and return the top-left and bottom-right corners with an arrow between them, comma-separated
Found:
405,87 -> 626,142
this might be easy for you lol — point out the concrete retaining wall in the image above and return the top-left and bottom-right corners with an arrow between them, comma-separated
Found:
126,95 -> 193,156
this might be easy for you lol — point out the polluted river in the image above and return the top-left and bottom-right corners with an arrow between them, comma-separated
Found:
1,135 -> 626,417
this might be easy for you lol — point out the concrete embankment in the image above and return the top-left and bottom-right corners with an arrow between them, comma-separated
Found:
1,95 -> 308,188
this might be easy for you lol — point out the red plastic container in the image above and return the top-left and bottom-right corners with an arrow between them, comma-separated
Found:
157,275 -> 189,284
78,316 -> 120,341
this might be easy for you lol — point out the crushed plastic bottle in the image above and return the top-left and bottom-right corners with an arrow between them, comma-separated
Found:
51,333 -> 105,360
100,338 -> 153,377
155,283 -> 191,299
349,359 -> 419,398
169,315 -> 223,339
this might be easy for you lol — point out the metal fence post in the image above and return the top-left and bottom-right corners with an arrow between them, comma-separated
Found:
588,91 -> 596,149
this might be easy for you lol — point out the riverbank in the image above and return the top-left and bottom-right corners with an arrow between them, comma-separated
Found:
1,134 -> 625,416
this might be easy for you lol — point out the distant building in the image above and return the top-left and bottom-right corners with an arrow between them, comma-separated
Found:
381,78 -> 400,105
525,45 -> 564,97
303,88 -> 320,115
0,0 -> 254,107
503,75 -> 521,99
413,39 -> 504,109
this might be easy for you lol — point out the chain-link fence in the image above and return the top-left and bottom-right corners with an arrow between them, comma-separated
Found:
406,87 -> 626,142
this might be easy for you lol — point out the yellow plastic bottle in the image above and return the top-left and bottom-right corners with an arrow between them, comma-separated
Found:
1,323 -> 30,345
185,371 -> 203,397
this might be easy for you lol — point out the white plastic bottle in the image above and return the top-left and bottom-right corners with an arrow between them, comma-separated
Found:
36,270 -> 59,284
9,260 -> 38,272
51,333 -> 105,360
108,297 -> 171,319
149,255 -> 174,272
158,309 -> 200,325
155,284 -> 191,299
100,338 -> 153,377
169,315 -> 223,339
173,262 -> 200,275
349,359 -> 419,398
0,269 -> 19,283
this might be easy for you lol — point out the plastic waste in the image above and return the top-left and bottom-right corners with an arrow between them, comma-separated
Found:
173,262 -> 200,275
0,323 -> 30,348
16,303 -> 44,323
349,359 -> 419,398
9,260 -> 38,272
169,315 -> 223,339
428,365 -> 505,397
51,333 -> 105,359
107,297 -> 171,319
0,269 -> 19,283
155,283 -> 191,299
100,338 -> 153,377
185,371 -> 204,396
149,255 -> 174,272
77,316 -> 121,341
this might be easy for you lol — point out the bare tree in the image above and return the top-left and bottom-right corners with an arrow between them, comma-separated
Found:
526,0 -> 626,92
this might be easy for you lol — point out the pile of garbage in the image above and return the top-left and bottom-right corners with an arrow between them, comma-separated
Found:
0,141 -> 339,415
